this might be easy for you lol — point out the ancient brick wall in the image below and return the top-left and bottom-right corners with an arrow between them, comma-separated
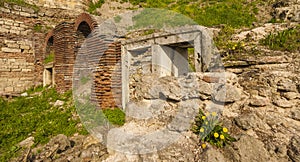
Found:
94,42 -> 122,108
53,22 -> 76,92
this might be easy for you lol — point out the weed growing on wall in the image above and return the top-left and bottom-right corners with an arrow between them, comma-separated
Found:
88,0 -> 105,15
191,109 -> 236,148
260,25 -> 300,52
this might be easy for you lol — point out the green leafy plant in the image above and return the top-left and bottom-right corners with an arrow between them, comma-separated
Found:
34,24 -> 43,32
260,26 -> 300,52
191,109 -> 236,148
88,0 -> 105,15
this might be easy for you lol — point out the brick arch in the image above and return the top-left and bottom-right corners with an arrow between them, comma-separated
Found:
74,13 -> 97,32
44,30 -> 54,51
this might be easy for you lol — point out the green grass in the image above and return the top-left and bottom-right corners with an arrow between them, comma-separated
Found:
88,0 -> 105,15
0,0 -> 39,12
127,0 -> 259,28
102,108 -> 125,126
44,52 -> 55,64
260,26 -> 300,52
0,87 -> 88,161
131,8 -> 196,29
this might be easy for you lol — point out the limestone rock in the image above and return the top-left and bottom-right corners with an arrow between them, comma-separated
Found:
287,137 -> 300,162
199,146 -> 229,162
213,84 -> 242,103
283,92 -> 300,100
277,79 -> 298,92
54,100 -> 65,107
234,113 -> 270,130
48,134 -> 71,153
290,109 -> 300,121
273,97 -> 295,108
249,96 -> 268,107
234,135 -> 272,162
19,136 -> 34,148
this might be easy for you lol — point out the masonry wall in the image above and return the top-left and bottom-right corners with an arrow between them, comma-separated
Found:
0,2 -> 76,96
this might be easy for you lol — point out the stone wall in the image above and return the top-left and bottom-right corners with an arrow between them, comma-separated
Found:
24,0 -> 87,11
0,1 -> 77,95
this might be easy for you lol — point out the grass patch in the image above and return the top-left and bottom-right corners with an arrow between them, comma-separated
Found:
0,88 -> 88,161
0,0 -> 39,12
128,0 -> 259,28
33,24 -> 43,32
131,8 -> 196,29
88,0 -> 105,15
44,52 -> 55,64
102,108 -> 125,126
260,26 -> 300,52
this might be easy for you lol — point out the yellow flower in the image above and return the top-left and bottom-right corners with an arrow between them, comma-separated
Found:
232,46 -> 236,50
214,132 -> 219,138
211,112 -> 217,116
220,135 -> 225,140
200,128 -> 204,133
241,42 -> 245,47
201,143 -> 207,149
202,116 -> 206,120
205,121 -> 208,125
223,127 -> 228,133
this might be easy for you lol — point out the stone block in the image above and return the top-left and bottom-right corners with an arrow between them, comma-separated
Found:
30,13 -> 38,18
22,69 -> 32,72
0,68 -> 10,72
7,43 -> 19,48
20,12 -> 31,17
10,30 -> 20,35
13,5 -> 22,11
20,24 -> 27,28
11,68 -> 21,72
20,45 -> 30,50
8,59 -> 16,62
4,87 -> 14,92
4,40 -> 16,44
0,28 -> 9,33
0,20 -> 4,25
21,7 -> 35,14
1,47 -> 21,53
11,10 -> 20,15
4,20 -> 13,26
0,7 -> 10,13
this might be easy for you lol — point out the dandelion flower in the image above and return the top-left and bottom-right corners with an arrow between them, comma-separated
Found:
214,132 -> 219,138
223,127 -> 228,133
201,143 -> 207,149
200,128 -> 204,133
232,46 -> 236,50
211,112 -> 217,116
202,116 -> 206,120
205,121 -> 208,125
220,135 -> 225,140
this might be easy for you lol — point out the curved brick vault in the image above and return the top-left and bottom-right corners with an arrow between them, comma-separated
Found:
43,13 -> 122,109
